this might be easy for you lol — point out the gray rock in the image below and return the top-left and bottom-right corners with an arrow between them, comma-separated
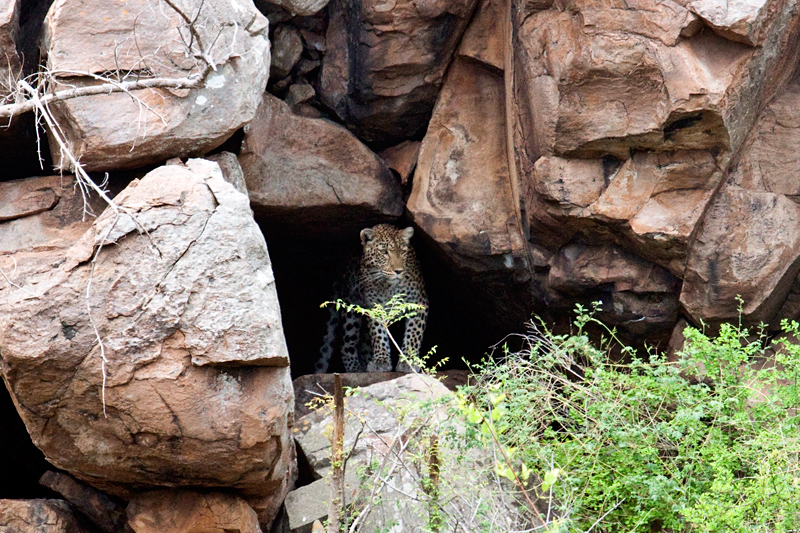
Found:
271,25 -> 303,79
293,374 -> 533,532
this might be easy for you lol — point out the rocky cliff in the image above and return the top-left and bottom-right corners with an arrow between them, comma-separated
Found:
2,0 -> 800,531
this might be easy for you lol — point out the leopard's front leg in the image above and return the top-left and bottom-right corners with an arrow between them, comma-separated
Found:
366,317 -> 393,373
396,306 -> 428,373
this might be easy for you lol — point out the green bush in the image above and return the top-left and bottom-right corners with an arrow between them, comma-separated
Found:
459,306 -> 800,532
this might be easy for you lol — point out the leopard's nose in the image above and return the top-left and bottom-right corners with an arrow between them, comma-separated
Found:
394,269 -> 403,275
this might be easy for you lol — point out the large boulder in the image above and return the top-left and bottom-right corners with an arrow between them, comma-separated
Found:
527,150 -> 724,275
319,0 -> 479,146
292,374 -> 532,532
507,0 -> 800,335
512,0 -> 800,160
40,0 -> 271,171
239,93 -> 404,237
681,80 -> 800,326
407,0 -> 532,323
407,52 -> 531,322
0,159 -> 294,526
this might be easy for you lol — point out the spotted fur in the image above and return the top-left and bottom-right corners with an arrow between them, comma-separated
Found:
316,224 -> 428,373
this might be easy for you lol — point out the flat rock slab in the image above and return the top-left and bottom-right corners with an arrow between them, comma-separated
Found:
293,374 -> 531,531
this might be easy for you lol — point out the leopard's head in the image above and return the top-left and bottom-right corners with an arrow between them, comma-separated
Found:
360,224 -> 414,280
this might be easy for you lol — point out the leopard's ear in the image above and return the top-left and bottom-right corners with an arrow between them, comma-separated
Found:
360,227 -> 374,245
402,226 -> 414,243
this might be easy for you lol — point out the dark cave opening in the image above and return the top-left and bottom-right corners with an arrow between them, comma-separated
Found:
0,381 -> 57,499
260,219 -> 524,380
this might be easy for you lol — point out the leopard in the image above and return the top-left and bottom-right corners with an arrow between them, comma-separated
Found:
315,224 -> 428,373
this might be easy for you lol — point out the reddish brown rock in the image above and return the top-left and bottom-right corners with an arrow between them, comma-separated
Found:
319,0 -> 478,146
271,25 -> 303,79
527,150 -> 724,275
408,55 -> 530,320
0,499 -> 91,533
40,471 -> 126,533
457,0 -> 505,71
0,160 -> 294,526
512,0 -> 800,159
239,93 -> 403,237
379,141 -> 420,185
0,175 -> 108,254
127,490 -> 261,533
0,1 -> 20,95
682,81 -> 800,326
40,0 -> 271,172
547,244 -> 680,336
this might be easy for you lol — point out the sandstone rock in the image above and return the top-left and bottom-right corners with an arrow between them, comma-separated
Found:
320,0 -> 478,146
205,152 -> 249,195
378,141 -> 420,185
0,175 -> 107,254
408,56 -> 530,321
271,25 -> 303,79
127,490 -> 261,533
299,30 -> 325,53
239,93 -> 403,237
681,0 -> 769,45
0,499 -> 92,533
0,159 -> 294,526
0,0 -> 21,98
681,80 -> 800,326
512,1 -> 800,159
40,471 -> 126,533
0,0 -> 44,179
456,0 -> 505,71
40,0 -> 271,172
512,1 -> 800,323
293,374 -> 533,531
284,81 -> 315,109
547,244 -> 680,336
527,150 -> 724,275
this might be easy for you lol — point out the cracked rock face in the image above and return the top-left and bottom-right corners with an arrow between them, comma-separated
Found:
319,0 -> 479,146
0,159 -> 294,526
127,490 -> 262,533
39,0 -> 271,172
0,499 -> 93,533
238,93 -> 404,237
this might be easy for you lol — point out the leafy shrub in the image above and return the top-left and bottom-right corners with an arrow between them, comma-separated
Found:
459,305 -> 800,532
